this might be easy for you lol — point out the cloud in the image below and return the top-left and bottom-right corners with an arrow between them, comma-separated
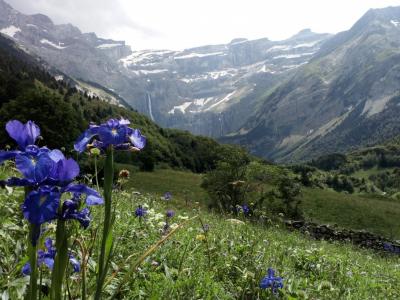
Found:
6,0 -> 162,39
5,0 -> 400,50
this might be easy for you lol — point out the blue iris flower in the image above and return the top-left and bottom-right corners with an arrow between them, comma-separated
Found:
5,120 -> 40,150
22,238 -> 80,275
135,205 -> 147,217
166,210 -> 175,218
61,194 -> 92,229
74,118 -> 146,153
384,242 -> 400,254
260,268 -> 284,294
22,186 -> 61,225
241,204 -> 250,215
0,120 -> 103,228
163,192 -> 172,201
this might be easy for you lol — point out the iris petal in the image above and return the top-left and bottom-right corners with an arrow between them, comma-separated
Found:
6,120 -> 25,148
22,188 -> 60,225
0,150 -> 20,164
43,257 -> 54,270
22,263 -> 31,276
98,125 -> 127,146
48,149 -> 65,162
69,255 -> 80,273
74,126 -> 99,153
55,158 -> 80,183
24,121 -> 41,146
6,120 -> 40,149
129,129 -> 146,150
5,177 -> 32,186
15,152 -> 53,183
64,184 -> 103,206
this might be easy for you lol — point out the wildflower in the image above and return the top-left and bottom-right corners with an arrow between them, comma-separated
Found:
21,238 -> 80,275
202,224 -> 210,232
383,242 -> 400,254
196,234 -> 206,241
166,209 -> 175,218
260,268 -> 284,294
163,192 -> 172,201
135,205 -> 147,217
162,222 -> 170,235
241,204 -> 250,215
5,120 -> 40,150
61,193 -> 92,229
118,169 -> 130,179
22,186 -> 60,225
74,118 -> 146,153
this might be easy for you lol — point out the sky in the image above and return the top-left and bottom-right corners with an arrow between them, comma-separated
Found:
6,0 -> 400,51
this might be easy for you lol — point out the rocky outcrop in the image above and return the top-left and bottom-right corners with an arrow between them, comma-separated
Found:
285,220 -> 400,253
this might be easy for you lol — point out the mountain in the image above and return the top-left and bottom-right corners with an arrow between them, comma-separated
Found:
0,32 -> 242,173
0,0 -> 331,138
225,6 -> 400,162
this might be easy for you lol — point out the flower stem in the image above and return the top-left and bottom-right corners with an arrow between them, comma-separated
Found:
26,224 -> 39,300
95,146 -> 114,300
94,155 -> 100,192
50,219 -> 69,300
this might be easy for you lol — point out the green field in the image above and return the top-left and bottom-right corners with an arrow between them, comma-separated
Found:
1,179 -> 400,299
121,169 -> 400,239
301,187 -> 400,239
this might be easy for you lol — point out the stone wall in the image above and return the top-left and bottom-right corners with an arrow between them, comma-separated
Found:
284,220 -> 400,254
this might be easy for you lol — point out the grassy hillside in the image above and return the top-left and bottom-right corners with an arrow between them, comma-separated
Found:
1,167 -> 399,299
114,168 -> 400,239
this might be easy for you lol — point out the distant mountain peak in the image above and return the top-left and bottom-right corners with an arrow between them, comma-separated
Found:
290,28 -> 315,40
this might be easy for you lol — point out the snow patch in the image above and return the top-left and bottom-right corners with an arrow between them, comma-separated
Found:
54,75 -> 64,81
132,69 -> 168,75
0,25 -> 21,38
273,52 -> 315,59
266,45 -> 292,52
119,50 -> 174,67
293,40 -> 321,48
40,39 -> 67,49
391,20 -> 400,27
97,43 -> 123,49
174,51 -> 226,60
258,65 -> 275,73
168,102 -> 192,114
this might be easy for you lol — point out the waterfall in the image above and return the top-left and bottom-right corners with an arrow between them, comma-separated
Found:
147,93 -> 155,121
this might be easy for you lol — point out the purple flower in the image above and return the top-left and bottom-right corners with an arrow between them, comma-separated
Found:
74,118 -> 146,153
22,186 -> 60,225
135,205 -> 147,217
202,224 -> 210,232
22,262 -> 31,276
260,268 -> 283,294
22,185 -> 102,228
384,242 -> 400,254
61,196 -> 91,229
163,192 -> 172,201
5,120 -> 40,150
22,238 -> 80,275
68,254 -> 80,273
241,204 -> 250,215
166,210 -> 175,218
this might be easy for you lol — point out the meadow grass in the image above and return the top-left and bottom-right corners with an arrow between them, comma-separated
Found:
120,169 -> 400,239
1,183 -> 400,299
1,167 -> 400,299
301,187 -> 400,239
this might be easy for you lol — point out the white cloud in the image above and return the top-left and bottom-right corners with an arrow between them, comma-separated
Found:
6,0 -> 400,50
